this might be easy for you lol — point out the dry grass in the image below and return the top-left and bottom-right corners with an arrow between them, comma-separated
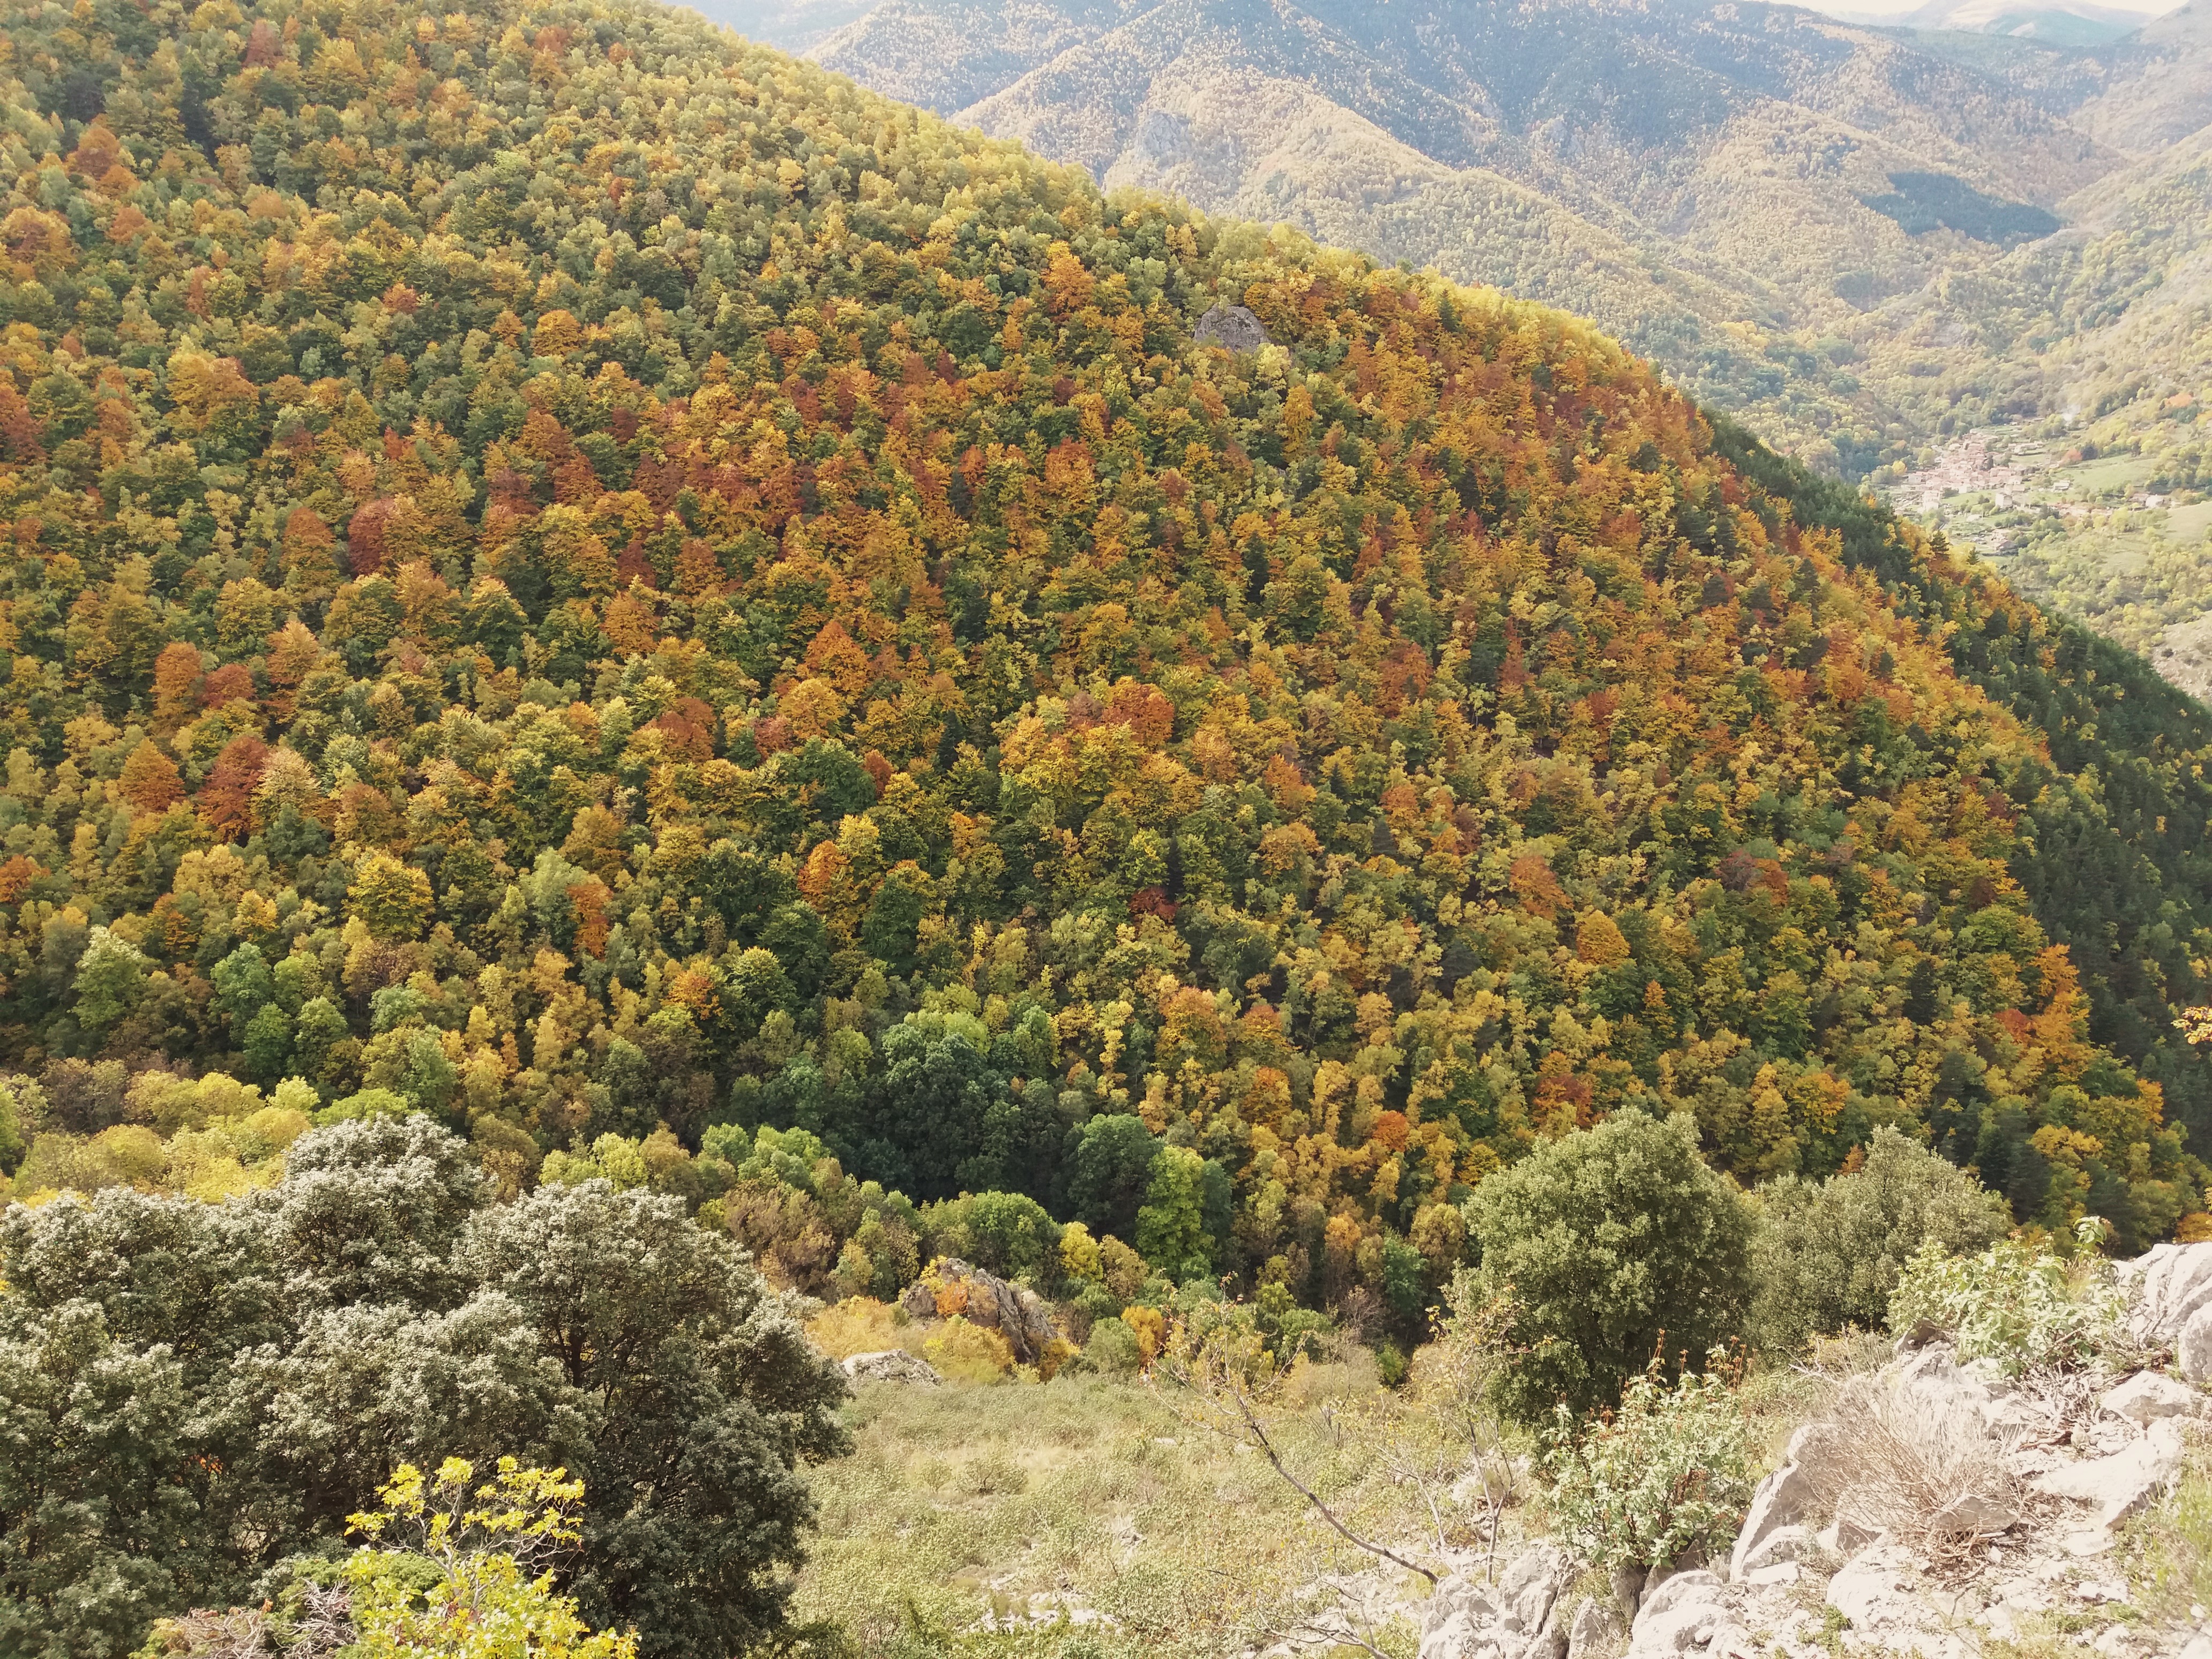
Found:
790,1363 -> 1441,1657
808,1297 -> 928,1362
1800,1372 -> 2020,1549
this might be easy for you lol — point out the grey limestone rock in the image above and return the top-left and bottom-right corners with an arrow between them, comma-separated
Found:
2119,1242 -> 2212,1346
2032,1418 -> 2185,1529
2101,1369 -> 2201,1425
1566,1595 -> 1623,1659
841,1348 -> 941,1386
1419,1544 -> 1577,1659
1193,301 -> 1268,352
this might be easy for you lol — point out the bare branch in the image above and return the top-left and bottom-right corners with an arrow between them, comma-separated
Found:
1223,1374 -> 1439,1587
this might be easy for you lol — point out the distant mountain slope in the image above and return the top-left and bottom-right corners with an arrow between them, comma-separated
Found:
768,0 -> 2125,473
2073,0 -> 2212,150
1892,0 -> 2148,44
806,0 -> 1146,114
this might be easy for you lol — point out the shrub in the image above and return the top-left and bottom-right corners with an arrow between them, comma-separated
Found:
1543,1355 -> 1752,1574
806,1297 -> 913,1361
1751,1127 -> 2013,1353
922,1317 -> 1017,1384
1886,1219 -> 2129,1375
343,1456 -> 636,1659
1071,1316 -> 1143,1376
1463,1111 -> 1755,1424
133,1457 -> 638,1659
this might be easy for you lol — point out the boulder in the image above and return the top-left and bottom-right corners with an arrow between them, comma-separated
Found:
1728,1459 -> 1819,1581
2032,1418 -> 2185,1528
1566,1596 -> 1623,1659
1419,1545 -> 1575,1659
2120,1241 -> 2212,1346
1635,1572 -> 1724,1628
1193,302 -> 1268,352
1499,1543 -> 1575,1636
2101,1370 -> 2201,1425
1736,1525 -> 1815,1578
1625,1570 -> 1738,1658
2183,1305 -> 2212,1386
1418,1576 -> 1491,1659
1817,1514 -> 1882,1556
841,1349 -> 941,1386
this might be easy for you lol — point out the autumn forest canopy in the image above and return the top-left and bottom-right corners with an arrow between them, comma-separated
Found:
11,0 -> 2212,1427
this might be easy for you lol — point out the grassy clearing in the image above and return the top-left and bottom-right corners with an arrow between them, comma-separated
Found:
2164,501 -> 2212,543
786,1328 -> 1870,1658
790,1362 -> 1454,1658
2061,455 -> 2160,496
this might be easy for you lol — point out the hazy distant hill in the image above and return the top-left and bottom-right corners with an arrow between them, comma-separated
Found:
728,0 -> 2123,470
2073,0 -> 2212,149
1885,0 -> 2147,45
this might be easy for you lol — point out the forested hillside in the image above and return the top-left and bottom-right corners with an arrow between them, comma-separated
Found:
4,0 -> 2212,1330
721,0 -> 2212,696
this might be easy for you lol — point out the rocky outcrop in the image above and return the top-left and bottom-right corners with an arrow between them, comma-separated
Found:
2031,1417 -> 2185,1528
1193,302 -> 1268,352
1727,1425 -> 1822,1580
1418,1544 -> 1576,1659
841,1348 -> 942,1386
2102,1370 -> 2201,1426
900,1258 -> 1057,1366
1625,1570 -> 1746,1658
2120,1241 -> 2212,1382
1564,1595 -> 1621,1658
2120,1241 -> 2212,1344
1421,1247 -> 2212,1659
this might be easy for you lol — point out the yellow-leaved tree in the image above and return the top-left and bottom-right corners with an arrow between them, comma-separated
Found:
343,1457 -> 636,1659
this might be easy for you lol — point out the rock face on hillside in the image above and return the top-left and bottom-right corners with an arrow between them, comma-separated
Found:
900,1259 -> 1058,1366
1192,301 -> 1269,350
1422,1243 -> 2212,1659
2121,1242 -> 2212,1382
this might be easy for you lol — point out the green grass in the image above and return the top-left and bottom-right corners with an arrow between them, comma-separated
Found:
2120,1432 -> 2212,1628
2163,502 -> 2212,543
2061,455 -> 2159,497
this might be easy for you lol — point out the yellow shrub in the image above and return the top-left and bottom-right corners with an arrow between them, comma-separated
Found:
224,1104 -> 311,1164
164,1129 -> 260,1201
808,1296 -> 914,1360
1120,1305 -> 1166,1366
924,1316 -> 1017,1384
1037,1336 -> 1079,1381
1058,1220 -> 1102,1284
